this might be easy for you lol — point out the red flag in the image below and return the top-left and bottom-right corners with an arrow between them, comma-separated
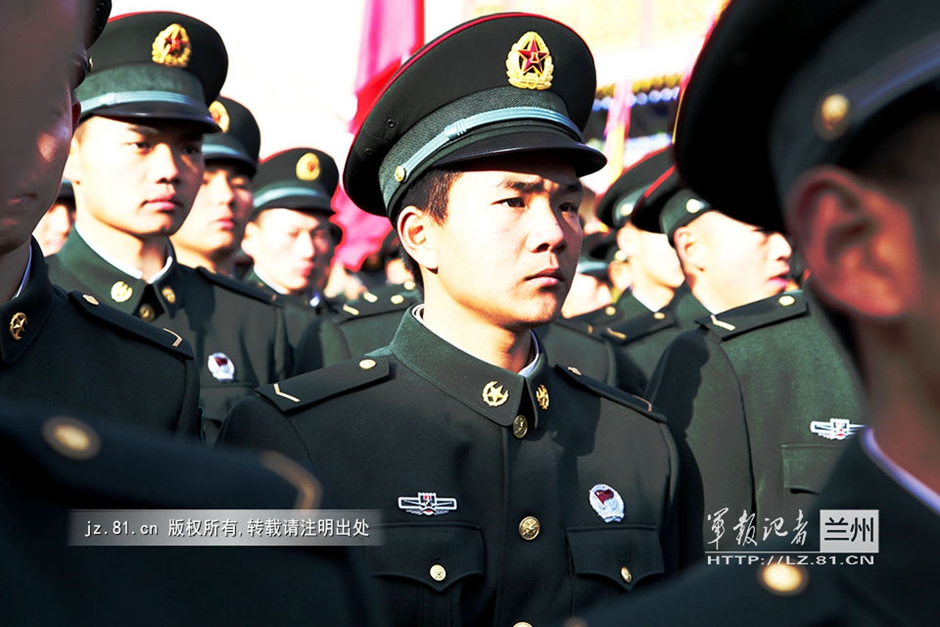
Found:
349,0 -> 425,133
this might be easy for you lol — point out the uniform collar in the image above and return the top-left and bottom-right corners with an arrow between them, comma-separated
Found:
0,239 -> 56,364
56,230 -> 183,317
673,287 -> 710,328
389,306 -> 554,430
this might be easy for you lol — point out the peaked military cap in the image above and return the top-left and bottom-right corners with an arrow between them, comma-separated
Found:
85,1 -> 112,47
253,148 -> 338,216
58,178 -> 74,201
204,96 -> 262,176
345,12 -> 607,218
631,166 -> 715,241
596,146 -> 673,229
78,11 -> 228,129
675,0 -> 940,232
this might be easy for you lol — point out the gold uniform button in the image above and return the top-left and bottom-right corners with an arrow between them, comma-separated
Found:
403,280 -> 416,291
362,292 -> 378,303
42,416 -> 101,461
604,305 -> 616,316
429,564 -> 446,582
9,312 -> 27,340
759,563 -> 808,596
161,286 -> 176,304
513,622 -> 533,627
359,358 -> 377,370
82,294 -> 99,305
653,311 -> 666,320
620,566 -> 632,583
110,280 -> 133,303
390,294 -> 405,305
779,294 -> 796,307
394,165 -> 407,182
512,415 -> 528,439
139,304 -> 156,322
518,516 -> 540,541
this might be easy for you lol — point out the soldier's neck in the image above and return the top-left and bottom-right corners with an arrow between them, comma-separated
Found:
0,241 -> 30,303
76,218 -> 169,281
174,245 -> 234,276
630,272 -> 676,312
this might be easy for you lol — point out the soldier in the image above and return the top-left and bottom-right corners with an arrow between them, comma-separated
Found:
571,0 -> 939,623
171,96 -> 260,276
33,179 -> 76,256
46,12 -> 293,443
0,0 -> 200,437
221,14 -> 679,626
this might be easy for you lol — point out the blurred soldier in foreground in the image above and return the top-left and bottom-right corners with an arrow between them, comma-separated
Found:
572,0 -> 939,623
48,12 -> 292,443
222,14 -> 679,626
171,96 -> 260,276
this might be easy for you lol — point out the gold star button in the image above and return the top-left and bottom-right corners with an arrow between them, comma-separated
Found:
518,516 -> 540,541
429,564 -> 446,582
9,312 -> 27,341
42,416 -> 101,460
620,566 -> 632,583
110,281 -> 133,303
512,415 -> 528,439
759,563 -> 808,596
359,359 -> 376,370
139,304 -> 156,322
779,295 -> 796,307
161,286 -> 177,304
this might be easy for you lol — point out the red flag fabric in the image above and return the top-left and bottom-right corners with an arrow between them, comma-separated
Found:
350,0 -> 425,134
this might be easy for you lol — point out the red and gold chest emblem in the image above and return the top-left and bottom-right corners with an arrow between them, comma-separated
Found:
152,23 -> 192,68
506,31 -> 554,90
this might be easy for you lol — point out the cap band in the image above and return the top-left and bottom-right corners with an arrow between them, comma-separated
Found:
203,144 -> 252,163
81,90 -> 206,116
253,186 -> 332,211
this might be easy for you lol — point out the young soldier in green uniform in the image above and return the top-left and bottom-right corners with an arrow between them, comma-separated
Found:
221,14 -> 679,626
171,96 -> 260,277
46,12 -> 293,443
570,0 -> 940,622
0,0 -> 200,437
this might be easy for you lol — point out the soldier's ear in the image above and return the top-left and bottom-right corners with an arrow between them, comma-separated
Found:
671,226 -> 702,271
615,223 -> 636,259
397,206 -> 438,272
786,165 -> 919,319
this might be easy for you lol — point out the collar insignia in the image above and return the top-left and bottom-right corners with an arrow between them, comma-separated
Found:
482,380 -> 509,407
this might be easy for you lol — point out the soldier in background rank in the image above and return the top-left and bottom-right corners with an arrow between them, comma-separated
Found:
221,14 -> 679,626
33,178 -> 76,256
46,12 -> 292,443
171,96 -> 260,276
0,0 -> 202,438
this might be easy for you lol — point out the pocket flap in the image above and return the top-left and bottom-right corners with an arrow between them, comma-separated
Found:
782,443 -> 844,493
366,523 -> 484,592
567,526 -> 664,591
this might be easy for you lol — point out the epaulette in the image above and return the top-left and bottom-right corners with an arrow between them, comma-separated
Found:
602,308 -> 679,345
68,291 -> 193,360
697,292 -> 808,340
195,266 -> 281,305
0,401 -> 320,509
572,304 -> 623,326
548,315 -> 601,338
333,292 -> 418,323
555,363 -> 665,423
257,355 -> 392,414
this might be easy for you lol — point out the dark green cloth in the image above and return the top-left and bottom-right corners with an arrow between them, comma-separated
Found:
0,400 -> 383,627
571,435 -> 936,626
573,291 -> 652,328
242,266 -> 338,350
220,308 -> 679,627
1,241 -> 199,437
646,291 -> 864,559
296,296 -> 647,394
47,232 -> 292,442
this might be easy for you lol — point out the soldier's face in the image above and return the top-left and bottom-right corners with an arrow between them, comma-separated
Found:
171,163 -> 253,259
66,116 -> 204,239
426,152 -> 583,329
242,208 -> 335,295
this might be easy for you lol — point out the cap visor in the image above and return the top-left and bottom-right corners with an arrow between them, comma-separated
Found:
85,102 -> 220,133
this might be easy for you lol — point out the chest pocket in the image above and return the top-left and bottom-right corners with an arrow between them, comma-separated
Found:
365,523 -> 485,627
567,526 -> 665,609
782,443 -> 845,519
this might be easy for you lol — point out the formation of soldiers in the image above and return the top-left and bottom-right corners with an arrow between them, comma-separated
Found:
2,0 -> 937,625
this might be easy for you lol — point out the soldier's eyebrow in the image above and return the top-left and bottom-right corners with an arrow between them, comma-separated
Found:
498,176 -> 583,196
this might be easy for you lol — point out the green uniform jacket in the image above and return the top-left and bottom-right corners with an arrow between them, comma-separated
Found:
646,291 -> 864,559
0,400 -> 385,627
599,285 -> 709,380
572,435 -> 934,626
296,294 -> 648,394
47,232 -> 292,442
1,241 -> 199,437
220,309 -> 680,627
573,290 -> 654,327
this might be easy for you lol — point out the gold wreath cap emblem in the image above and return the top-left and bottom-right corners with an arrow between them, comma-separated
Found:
482,380 -> 510,407
209,101 -> 230,133
506,31 -> 554,91
152,23 -> 192,69
296,152 -> 321,181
